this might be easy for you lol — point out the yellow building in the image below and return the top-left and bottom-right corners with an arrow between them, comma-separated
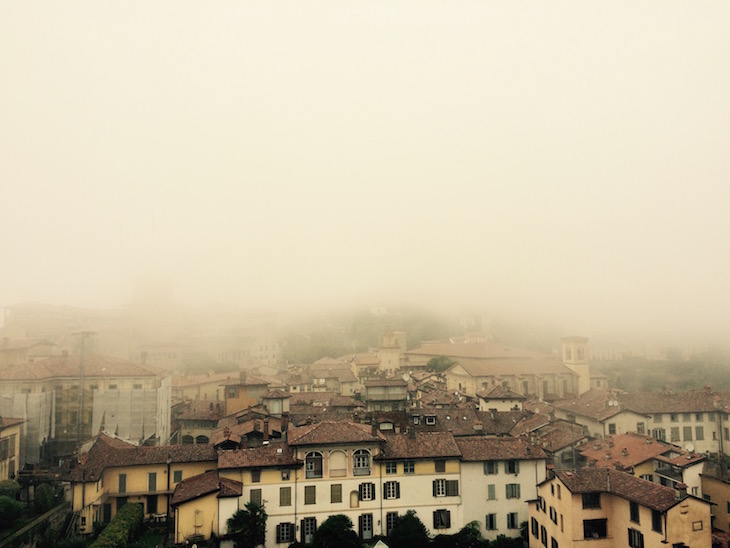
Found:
529,468 -> 711,548
69,433 -> 218,534
0,417 -> 22,480
171,470 -> 242,544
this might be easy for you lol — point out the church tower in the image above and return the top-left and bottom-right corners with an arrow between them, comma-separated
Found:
561,336 -> 590,395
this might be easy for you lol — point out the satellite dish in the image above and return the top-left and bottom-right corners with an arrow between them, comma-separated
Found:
685,444 -> 694,452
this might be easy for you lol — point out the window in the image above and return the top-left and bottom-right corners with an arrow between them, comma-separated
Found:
506,483 -> 521,499
182,435 -> 194,445
281,469 -> 291,481
484,461 -> 498,475
173,470 -> 182,483
301,517 -> 317,545
433,479 -> 458,497
359,513 -> 373,540
250,488 -> 262,505
551,539 -> 558,548
359,482 -> 375,501
637,422 -> 646,435
487,514 -> 497,531
507,512 -> 519,529
487,484 -> 496,500
671,427 -> 680,442
608,423 -> 616,435
133,383 -> 143,390
531,517 -> 538,537
628,528 -> 645,548
386,512 -> 398,536
549,506 -> 558,524
630,501 -> 640,523
654,414 -> 663,423
148,472 -> 157,492
653,428 -> 666,441
304,485 -> 316,505
385,462 -> 397,474
435,460 -> 446,473
505,460 -> 520,474
404,460 -> 415,474
331,484 -> 342,503
306,452 -> 323,479
116,497 -> 127,511
280,487 -> 291,506
354,450 -> 371,476
384,481 -> 400,500
670,414 -> 678,422
541,525 -> 548,546
557,484 -> 561,499
195,435 -> 209,444
251,469 -> 261,483
696,413 -> 704,421
652,510 -> 662,533
696,426 -> 704,440
109,384 -> 118,390
118,474 -> 126,494
683,426 -> 693,441
425,415 -> 436,425
683,413 -> 691,422
276,523 -> 295,544
433,509 -> 451,529
582,492 -> 600,509
583,519 -> 607,539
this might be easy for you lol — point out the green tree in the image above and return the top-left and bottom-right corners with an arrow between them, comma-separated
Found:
227,502 -> 267,547
33,483 -> 56,514
312,514 -> 360,548
426,356 -> 455,373
388,510 -> 430,548
0,479 -> 20,499
0,495 -> 23,523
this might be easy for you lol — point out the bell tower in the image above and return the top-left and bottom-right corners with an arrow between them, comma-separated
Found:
561,336 -> 590,395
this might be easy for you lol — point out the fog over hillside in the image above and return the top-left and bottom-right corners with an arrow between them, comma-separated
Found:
1,1 -> 729,345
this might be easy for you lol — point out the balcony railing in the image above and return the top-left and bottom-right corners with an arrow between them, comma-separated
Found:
353,466 -> 371,476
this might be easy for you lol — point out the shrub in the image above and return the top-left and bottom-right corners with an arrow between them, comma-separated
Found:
90,502 -> 143,548
0,494 -> 23,523
0,479 -> 20,499
33,483 -> 56,514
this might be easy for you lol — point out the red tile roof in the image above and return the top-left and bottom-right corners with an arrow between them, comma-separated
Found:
287,421 -> 385,446
555,468 -> 679,511
217,443 -> 301,469
580,433 -> 704,469
0,355 -> 165,381
378,431 -> 461,460
406,341 -> 545,360
456,436 -> 547,461
171,470 -> 241,506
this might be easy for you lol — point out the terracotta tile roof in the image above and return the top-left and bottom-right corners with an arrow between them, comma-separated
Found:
0,354 -> 165,381
378,431 -> 462,460
406,341 -> 545,360
287,420 -> 385,446
618,389 -> 730,414
289,391 -> 339,405
579,433 -> 694,469
69,433 -> 218,482
171,372 -> 237,388
456,436 -> 547,461
339,353 -> 380,366
263,389 -> 291,399
555,468 -> 679,511
475,410 -> 529,436
312,357 -> 347,366
217,443 -> 301,469
509,412 -> 551,436
171,470 -> 242,506
477,385 -> 527,400
449,356 -> 575,378
0,338 -> 52,352
529,421 -> 588,452
553,389 -> 630,421
210,417 -> 282,446
0,417 -> 24,429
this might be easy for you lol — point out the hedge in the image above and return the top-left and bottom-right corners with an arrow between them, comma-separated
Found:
90,502 -> 143,548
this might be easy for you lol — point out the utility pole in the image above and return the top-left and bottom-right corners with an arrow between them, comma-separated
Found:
73,330 -> 96,458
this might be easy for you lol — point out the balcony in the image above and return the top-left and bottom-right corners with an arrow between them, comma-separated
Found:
353,466 -> 371,477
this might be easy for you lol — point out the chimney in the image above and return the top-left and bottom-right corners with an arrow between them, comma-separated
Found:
676,483 -> 688,499
254,420 -> 261,432
281,412 -> 289,432
621,447 -> 629,457
371,421 -> 378,436
263,419 -> 270,442
223,426 -> 230,438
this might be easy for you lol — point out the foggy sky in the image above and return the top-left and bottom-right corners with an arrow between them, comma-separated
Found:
2,2 -> 729,341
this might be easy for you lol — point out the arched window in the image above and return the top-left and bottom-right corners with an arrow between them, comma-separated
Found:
565,347 -> 572,360
195,435 -> 209,444
182,435 -> 194,445
353,449 -> 371,476
306,452 -> 323,479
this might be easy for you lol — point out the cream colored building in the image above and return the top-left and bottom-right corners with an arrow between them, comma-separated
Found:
529,468 -> 711,548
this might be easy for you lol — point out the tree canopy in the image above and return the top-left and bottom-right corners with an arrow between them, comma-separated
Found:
227,502 -> 267,547
388,510 -> 430,548
313,514 -> 361,548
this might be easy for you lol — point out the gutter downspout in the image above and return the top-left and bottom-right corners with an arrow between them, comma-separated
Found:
379,459 -> 384,537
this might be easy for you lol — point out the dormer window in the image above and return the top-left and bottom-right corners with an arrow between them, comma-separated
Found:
425,416 -> 436,426
354,449 -> 371,476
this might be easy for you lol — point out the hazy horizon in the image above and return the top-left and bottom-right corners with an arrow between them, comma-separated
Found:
2,2 -> 729,344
